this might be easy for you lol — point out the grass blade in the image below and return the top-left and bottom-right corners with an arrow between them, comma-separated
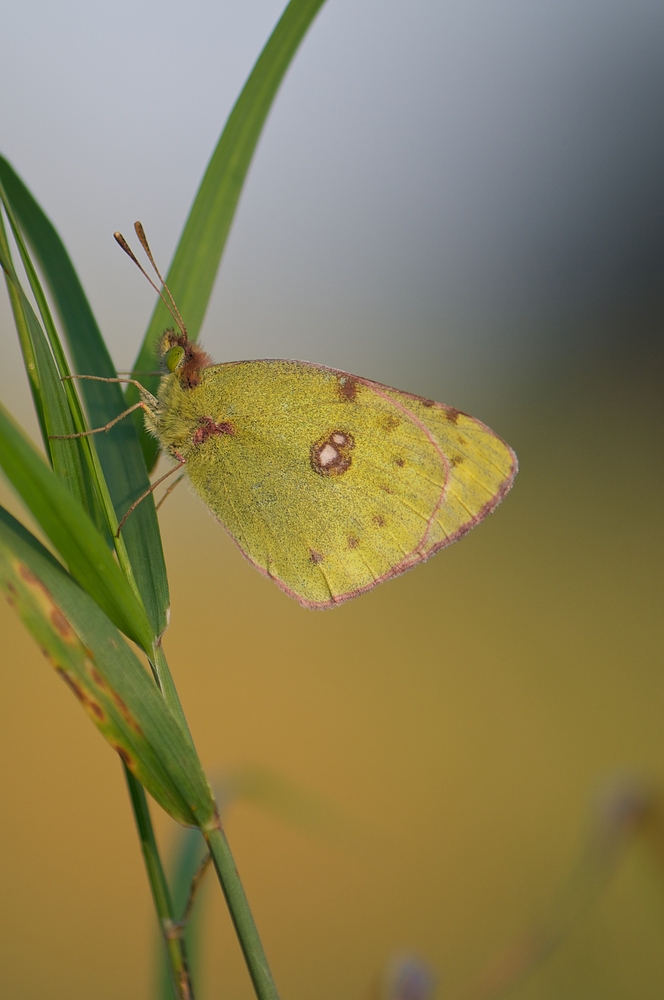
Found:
0,399 -> 154,650
129,0 -> 328,469
0,194 -> 150,602
0,220 -> 48,452
0,503 -> 217,828
0,155 -> 170,636
0,208 -> 102,524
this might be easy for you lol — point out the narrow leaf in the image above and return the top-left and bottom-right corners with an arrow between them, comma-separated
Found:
0,155 -> 170,636
0,188 -> 153,613
0,400 -> 154,650
17,288 -> 93,511
0,226 -> 47,447
0,210 -> 96,518
129,0 -> 328,468
0,504 -> 217,828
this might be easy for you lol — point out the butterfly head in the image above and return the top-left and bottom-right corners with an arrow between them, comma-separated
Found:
113,223 -> 212,388
159,329 -> 212,389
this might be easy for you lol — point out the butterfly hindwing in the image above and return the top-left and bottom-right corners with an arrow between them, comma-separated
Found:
157,360 -> 517,608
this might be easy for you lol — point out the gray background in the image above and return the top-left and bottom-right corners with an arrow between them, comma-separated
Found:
2,0 -> 662,418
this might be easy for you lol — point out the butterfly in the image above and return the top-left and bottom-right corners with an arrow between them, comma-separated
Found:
131,328 -> 517,608
76,226 -> 518,610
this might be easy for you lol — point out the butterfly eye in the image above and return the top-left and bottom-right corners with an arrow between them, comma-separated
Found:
164,345 -> 185,372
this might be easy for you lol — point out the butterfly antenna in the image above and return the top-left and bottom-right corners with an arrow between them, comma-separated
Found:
133,221 -> 188,339
113,229 -> 188,339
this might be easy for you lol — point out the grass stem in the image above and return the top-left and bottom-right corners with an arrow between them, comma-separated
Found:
125,767 -> 194,1000
205,825 -> 280,1000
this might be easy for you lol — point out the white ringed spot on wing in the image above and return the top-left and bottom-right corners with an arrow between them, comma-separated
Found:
310,429 -> 355,477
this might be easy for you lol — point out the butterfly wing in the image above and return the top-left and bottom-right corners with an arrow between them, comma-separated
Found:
181,360 -> 517,608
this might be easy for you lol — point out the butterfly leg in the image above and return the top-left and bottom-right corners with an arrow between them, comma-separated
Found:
116,460 -> 186,536
49,400 -> 149,438
62,373 -> 156,392
155,473 -> 186,512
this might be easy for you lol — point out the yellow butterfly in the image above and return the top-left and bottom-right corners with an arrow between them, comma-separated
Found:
128,328 -> 516,609
77,227 -> 517,609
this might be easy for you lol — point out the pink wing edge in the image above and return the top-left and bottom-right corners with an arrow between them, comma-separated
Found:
205,360 -> 519,610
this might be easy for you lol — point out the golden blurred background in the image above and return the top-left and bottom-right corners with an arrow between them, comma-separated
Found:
0,343 -> 662,999
1,0 -> 663,997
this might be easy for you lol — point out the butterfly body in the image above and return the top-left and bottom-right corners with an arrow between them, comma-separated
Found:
143,342 -> 517,609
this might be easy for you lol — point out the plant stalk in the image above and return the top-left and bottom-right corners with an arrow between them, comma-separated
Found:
150,642 -> 198,753
125,767 -> 194,1000
205,825 -> 280,1000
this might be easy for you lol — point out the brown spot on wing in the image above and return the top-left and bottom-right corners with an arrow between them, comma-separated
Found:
192,416 -> 235,446
422,398 -> 435,408
337,376 -> 358,401
347,536 -> 360,549
309,549 -> 323,564
372,515 -> 386,527
384,414 -> 400,431
311,430 -> 355,477
450,455 -> 464,467
445,407 -> 461,424
395,457 -> 405,468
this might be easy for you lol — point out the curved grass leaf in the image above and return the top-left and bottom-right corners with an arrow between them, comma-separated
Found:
0,504 -> 216,828
0,197 -> 150,599
0,221 -> 47,454
0,155 -> 169,636
130,0 -> 328,469
0,208 -> 103,526
0,400 -> 154,650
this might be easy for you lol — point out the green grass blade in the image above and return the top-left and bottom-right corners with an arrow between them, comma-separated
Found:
0,209 -> 100,521
0,399 -> 154,650
15,289 -> 92,510
129,0 -> 328,469
0,504 -> 217,828
0,156 -> 170,636
0,227 -> 48,451
0,187 -> 118,537
0,191 -> 149,603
